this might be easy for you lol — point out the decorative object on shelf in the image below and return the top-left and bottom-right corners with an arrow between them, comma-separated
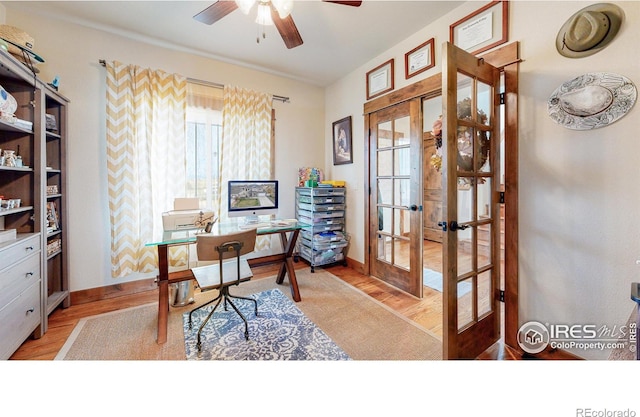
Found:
548,72 -> 637,130
450,1 -> 508,55
45,114 -> 58,132
556,3 -> 624,58
332,116 -> 352,165
46,201 -> 60,232
46,185 -> 59,196
3,198 -> 21,209
366,59 -> 394,100
297,167 -> 324,187
3,149 -> 17,167
48,76 -> 60,91
430,97 -> 490,176
405,38 -> 435,79
0,25 -> 45,74
0,84 -> 18,116
47,238 -> 62,256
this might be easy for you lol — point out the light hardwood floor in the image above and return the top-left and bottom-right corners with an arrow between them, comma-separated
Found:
10,248 -> 574,360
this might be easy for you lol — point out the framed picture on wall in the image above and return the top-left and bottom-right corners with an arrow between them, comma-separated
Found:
450,1 -> 509,55
366,59 -> 394,100
405,38 -> 435,79
332,116 -> 353,165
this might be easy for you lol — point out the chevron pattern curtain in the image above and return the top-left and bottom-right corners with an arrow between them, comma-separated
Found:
105,61 -> 187,278
220,86 -> 273,249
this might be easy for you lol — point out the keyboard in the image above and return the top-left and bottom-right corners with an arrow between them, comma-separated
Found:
238,222 -> 271,230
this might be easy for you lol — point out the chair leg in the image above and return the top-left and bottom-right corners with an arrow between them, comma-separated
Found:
188,291 -> 222,330
196,297 -> 223,352
191,288 -> 256,351
227,293 -> 258,317
224,296 -> 250,341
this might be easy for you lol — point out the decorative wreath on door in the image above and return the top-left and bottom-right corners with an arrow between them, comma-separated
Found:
430,97 -> 490,174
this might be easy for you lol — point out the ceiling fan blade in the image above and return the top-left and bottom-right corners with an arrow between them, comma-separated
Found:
194,1 -> 239,25
271,7 -> 303,49
322,1 -> 362,6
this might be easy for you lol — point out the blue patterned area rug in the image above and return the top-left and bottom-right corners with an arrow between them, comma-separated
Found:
183,288 -> 351,360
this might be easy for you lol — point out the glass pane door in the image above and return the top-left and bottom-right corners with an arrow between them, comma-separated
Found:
369,100 -> 422,297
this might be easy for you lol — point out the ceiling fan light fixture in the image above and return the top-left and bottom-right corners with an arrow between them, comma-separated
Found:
256,2 -> 274,26
236,0 -> 256,15
272,0 -> 294,18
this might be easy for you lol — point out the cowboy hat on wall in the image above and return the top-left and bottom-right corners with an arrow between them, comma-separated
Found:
556,3 -> 624,58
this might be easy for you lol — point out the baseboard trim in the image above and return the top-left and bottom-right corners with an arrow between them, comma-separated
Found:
71,256 -> 365,306
71,278 -> 157,305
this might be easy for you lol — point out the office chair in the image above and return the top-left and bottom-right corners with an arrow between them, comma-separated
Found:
188,228 -> 258,352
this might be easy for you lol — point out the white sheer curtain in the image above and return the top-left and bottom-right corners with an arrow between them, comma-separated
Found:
220,85 -> 273,250
219,85 -> 273,219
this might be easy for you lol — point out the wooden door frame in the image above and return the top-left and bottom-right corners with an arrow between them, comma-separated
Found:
363,42 -> 520,350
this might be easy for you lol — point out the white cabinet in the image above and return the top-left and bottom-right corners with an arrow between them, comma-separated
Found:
0,234 -> 41,359
295,187 -> 348,272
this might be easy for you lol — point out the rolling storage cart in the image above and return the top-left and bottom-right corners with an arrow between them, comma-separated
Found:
295,186 -> 348,272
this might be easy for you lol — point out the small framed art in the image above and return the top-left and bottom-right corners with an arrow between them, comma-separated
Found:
332,116 -> 353,165
405,38 -> 435,79
366,59 -> 394,100
450,1 -> 509,55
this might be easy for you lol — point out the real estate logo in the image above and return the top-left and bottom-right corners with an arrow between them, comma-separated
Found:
518,320 -> 636,354
517,321 -> 550,354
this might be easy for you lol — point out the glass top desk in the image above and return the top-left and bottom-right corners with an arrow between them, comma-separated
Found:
146,220 -> 303,344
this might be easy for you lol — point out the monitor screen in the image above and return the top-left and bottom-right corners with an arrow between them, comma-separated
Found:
227,180 -> 279,218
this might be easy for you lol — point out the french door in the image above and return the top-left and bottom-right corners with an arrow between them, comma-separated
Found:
364,42 -> 518,358
442,42 -> 501,359
368,99 -> 423,297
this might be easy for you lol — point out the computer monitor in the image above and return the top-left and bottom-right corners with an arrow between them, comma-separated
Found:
227,180 -> 279,223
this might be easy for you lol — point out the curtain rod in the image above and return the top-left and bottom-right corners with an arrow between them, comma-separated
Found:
98,59 -> 290,103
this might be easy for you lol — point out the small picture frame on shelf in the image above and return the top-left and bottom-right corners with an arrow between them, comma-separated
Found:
46,185 -> 58,196
46,201 -> 59,232
45,114 -> 58,132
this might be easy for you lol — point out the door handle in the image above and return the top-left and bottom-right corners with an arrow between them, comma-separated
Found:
449,221 -> 469,232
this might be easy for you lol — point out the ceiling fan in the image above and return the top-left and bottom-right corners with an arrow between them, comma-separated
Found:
194,0 -> 362,49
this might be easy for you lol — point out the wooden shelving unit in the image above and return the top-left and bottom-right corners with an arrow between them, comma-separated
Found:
0,48 -> 69,358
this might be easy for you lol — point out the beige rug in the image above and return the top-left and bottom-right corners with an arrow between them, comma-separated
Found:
56,268 -> 442,360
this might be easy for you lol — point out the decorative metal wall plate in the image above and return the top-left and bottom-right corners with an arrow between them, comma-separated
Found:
548,72 -> 637,130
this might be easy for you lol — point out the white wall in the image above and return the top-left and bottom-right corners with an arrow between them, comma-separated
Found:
325,0 -> 640,359
4,8 -> 326,292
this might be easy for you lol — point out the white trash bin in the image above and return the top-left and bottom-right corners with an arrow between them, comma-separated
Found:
169,280 -> 195,307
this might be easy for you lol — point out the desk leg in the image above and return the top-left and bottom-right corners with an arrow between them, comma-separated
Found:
276,230 -> 301,302
157,244 -> 169,344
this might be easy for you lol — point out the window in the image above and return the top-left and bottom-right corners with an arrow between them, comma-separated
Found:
185,82 -> 223,211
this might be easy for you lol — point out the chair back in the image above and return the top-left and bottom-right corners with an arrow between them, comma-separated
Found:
195,228 -> 257,262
